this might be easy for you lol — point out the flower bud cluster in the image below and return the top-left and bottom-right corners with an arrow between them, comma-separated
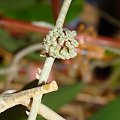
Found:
44,27 -> 79,59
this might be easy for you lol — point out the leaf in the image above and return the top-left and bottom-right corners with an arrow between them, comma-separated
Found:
0,29 -> 26,52
0,75 -> 6,81
0,0 -> 35,11
88,96 -> 120,120
26,52 -> 44,61
43,82 -> 85,111
66,0 -> 84,22
4,2 -> 54,24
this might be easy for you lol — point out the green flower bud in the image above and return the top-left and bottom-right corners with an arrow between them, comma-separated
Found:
43,27 -> 79,59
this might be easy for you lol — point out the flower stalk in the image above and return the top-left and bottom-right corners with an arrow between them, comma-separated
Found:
28,0 -> 79,120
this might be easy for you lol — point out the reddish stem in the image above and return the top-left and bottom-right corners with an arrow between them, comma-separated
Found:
51,0 -> 61,22
76,34 -> 120,48
0,17 -> 120,48
0,18 -> 50,35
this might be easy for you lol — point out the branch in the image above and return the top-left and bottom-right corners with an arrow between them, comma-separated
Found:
0,43 -> 43,89
28,0 -> 73,120
0,81 -> 58,113
25,103 -> 65,120
0,43 -> 43,75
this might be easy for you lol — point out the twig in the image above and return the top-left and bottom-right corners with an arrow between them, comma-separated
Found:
21,102 -> 65,120
76,93 -> 108,105
0,43 -> 43,89
28,0 -> 73,120
59,104 -> 85,120
28,103 -> 65,120
51,0 -> 61,21
0,81 -> 58,113
0,43 -> 43,75
0,17 -> 50,35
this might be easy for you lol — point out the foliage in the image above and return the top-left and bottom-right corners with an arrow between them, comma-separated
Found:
0,0 -> 84,23
88,96 -> 120,120
0,29 -> 26,52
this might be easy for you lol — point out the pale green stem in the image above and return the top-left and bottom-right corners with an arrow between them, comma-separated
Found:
38,57 -> 55,84
28,57 -> 55,120
55,0 -> 72,28
28,0 -> 72,120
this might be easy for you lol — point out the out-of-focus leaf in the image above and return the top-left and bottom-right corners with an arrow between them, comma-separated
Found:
88,96 -> 120,120
0,29 -> 26,52
26,52 -> 45,61
66,0 -> 84,22
0,0 -> 35,11
1,0 -> 84,24
108,63 -> 120,89
3,2 -> 54,24
0,75 -> 6,81
43,82 -> 85,111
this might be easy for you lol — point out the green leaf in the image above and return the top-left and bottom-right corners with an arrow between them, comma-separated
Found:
36,115 -> 45,120
4,2 -> 54,24
88,96 -> 120,120
43,82 -> 85,111
0,29 -> 26,52
0,75 -> 6,81
26,52 -> 44,61
1,0 -> 84,24
0,0 -> 35,11
66,0 -> 84,22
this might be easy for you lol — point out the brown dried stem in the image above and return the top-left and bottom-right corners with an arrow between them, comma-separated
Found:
0,81 -> 58,113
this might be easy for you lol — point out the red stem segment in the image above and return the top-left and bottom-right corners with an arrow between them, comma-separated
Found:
0,17 -> 120,48
51,0 -> 61,22
0,18 -> 50,35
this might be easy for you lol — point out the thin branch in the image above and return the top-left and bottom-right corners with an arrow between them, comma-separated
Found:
0,17 -> 50,35
55,0 -> 72,28
28,0 -> 72,120
0,43 -> 43,75
32,103 -> 65,120
59,104 -> 85,120
0,81 -> 58,113
51,0 -> 61,21
76,93 -> 108,105
0,43 -> 43,89
22,103 -> 65,120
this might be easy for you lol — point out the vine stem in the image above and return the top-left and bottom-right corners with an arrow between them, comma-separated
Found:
28,0 -> 72,120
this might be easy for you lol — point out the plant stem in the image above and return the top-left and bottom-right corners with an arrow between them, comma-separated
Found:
28,0 -> 72,120
55,0 -> 72,28
28,57 -> 55,120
